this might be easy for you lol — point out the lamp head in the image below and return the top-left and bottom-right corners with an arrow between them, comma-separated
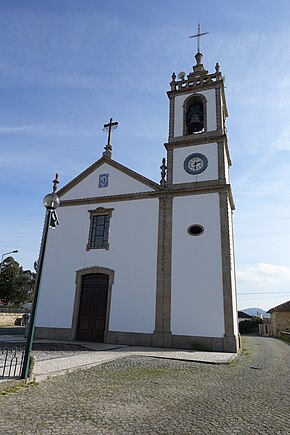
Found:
43,193 -> 60,210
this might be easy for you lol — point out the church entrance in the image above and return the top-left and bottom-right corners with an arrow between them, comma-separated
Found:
76,273 -> 109,342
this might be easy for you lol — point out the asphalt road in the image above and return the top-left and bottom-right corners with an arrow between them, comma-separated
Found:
0,336 -> 289,434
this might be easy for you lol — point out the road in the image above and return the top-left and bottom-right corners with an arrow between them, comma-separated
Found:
0,336 -> 289,434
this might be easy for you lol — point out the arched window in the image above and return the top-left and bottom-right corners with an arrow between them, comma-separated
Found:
185,95 -> 205,135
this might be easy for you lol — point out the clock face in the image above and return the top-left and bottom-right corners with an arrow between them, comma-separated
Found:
184,153 -> 208,175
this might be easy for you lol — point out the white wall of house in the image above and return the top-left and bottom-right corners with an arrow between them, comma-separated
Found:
171,193 -> 225,337
173,89 -> 217,137
172,142 -> 218,184
36,197 -> 159,334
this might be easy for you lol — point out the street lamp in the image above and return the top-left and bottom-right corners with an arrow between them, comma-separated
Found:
21,174 -> 60,380
0,250 -> 19,274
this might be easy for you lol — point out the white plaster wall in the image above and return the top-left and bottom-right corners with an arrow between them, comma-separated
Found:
228,199 -> 238,335
173,89 -> 217,137
173,142 -> 218,184
36,198 -> 159,334
62,163 -> 154,201
171,193 -> 225,337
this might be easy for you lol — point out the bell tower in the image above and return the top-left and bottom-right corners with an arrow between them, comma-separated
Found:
157,47 -> 239,353
166,50 -> 230,186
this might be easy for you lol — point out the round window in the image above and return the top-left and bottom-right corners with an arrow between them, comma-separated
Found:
187,225 -> 204,236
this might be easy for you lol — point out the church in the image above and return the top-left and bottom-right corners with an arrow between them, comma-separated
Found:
35,47 -> 240,353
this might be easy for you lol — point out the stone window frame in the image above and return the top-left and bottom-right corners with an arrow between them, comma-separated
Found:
86,207 -> 114,251
183,93 -> 207,136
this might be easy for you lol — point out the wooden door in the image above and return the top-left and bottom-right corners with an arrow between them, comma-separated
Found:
77,273 -> 109,342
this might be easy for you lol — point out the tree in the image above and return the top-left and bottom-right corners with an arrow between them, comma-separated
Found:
239,317 -> 263,334
0,256 -> 36,306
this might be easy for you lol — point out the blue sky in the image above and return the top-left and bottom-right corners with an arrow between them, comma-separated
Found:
1,0 -> 290,311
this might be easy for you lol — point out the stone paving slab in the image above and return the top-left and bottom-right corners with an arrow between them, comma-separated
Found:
0,334 -> 237,382
127,346 -> 236,364
33,343 -> 237,382
0,335 -> 25,342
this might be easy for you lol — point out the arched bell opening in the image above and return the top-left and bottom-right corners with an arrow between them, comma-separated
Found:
184,94 -> 207,135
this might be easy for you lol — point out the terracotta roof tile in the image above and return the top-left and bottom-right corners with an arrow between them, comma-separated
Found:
268,300 -> 290,313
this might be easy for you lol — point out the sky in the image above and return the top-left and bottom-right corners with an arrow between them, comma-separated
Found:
0,0 -> 290,312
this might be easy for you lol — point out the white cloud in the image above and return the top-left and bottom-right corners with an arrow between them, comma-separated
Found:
274,125 -> 290,151
0,122 -> 95,136
237,263 -> 290,310
238,263 -> 290,287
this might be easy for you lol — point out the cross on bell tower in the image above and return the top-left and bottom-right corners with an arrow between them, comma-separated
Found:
189,24 -> 209,54
102,117 -> 119,159
188,24 -> 209,74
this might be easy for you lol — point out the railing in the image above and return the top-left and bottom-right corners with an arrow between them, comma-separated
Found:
0,345 -> 25,380
170,72 -> 222,91
0,308 -> 25,313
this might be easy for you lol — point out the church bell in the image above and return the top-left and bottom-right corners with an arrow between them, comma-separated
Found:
186,102 -> 204,134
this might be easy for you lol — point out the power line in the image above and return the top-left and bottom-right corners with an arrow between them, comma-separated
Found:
238,291 -> 290,295
236,217 -> 290,224
238,295 -> 288,300
236,232 -> 290,238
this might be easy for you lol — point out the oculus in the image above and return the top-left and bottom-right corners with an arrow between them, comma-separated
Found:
187,225 -> 204,236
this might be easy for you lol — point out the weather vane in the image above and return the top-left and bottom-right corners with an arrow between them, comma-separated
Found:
189,24 -> 209,53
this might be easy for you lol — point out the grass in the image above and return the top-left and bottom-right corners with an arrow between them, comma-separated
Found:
0,381 -> 37,397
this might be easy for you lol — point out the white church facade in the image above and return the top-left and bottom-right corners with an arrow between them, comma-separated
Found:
35,49 -> 240,353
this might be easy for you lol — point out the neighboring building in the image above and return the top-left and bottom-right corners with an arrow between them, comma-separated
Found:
268,300 -> 290,337
238,311 -> 252,323
35,48 -> 239,352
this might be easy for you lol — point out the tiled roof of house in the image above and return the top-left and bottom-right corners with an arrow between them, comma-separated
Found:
267,300 -> 290,313
238,311 -> 252,319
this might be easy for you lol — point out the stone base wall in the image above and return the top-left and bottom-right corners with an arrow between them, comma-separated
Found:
0,313 -> 24,326
36,327 -> 239,353
108,331 -> 239,352
34,327 -> 74,341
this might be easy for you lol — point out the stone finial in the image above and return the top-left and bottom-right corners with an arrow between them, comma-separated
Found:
192,51 -> 208,75
195,51 -> 203,65
160,158 -> 167,187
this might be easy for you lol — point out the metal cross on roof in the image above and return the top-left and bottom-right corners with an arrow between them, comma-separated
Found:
52,173 -> 59,193
102,117 -> 118,158
189,24 -> 209,53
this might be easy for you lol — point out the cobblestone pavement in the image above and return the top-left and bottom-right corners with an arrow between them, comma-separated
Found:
0,336 -> 289,434
0,342 -> 95,361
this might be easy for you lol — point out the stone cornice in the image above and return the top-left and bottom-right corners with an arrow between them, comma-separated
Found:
59,190 -> 163,206
59,181 -> 235,209
165,131 -> 226,149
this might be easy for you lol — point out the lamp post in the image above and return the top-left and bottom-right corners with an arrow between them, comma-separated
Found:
21,174 -> 60,380
0,250 -> 19,275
